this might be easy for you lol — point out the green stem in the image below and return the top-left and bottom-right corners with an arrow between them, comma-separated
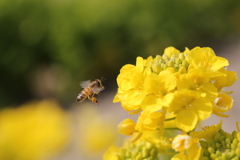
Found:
165,117 -> 176,121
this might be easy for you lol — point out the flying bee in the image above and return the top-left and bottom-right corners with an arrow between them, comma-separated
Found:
76,79 -> 104,104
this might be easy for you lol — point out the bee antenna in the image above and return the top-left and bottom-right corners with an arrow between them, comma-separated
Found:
100,77 -> 106,82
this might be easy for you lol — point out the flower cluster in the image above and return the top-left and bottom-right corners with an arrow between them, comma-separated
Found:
0,99 -> 70,160
105,46 -> 238,160
114,46 -> 237,133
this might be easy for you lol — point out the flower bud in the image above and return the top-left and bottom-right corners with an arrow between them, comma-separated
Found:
118,118 -> 136,135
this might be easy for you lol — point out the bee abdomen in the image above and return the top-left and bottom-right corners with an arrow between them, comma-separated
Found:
76,89 -> 89,103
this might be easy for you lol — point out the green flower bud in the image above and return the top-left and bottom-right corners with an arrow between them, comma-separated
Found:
119,140 -> 163,160
179,53 -> 185,60
181,60 -> 189,69
162,54 -> 169,61
200,128 -> 240,159
167,60 -> 174,68
151,64 -> 162,74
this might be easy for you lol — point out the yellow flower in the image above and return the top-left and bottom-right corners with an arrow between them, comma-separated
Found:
190,120 -> 222,141
142,71 -> 176,112
171,134 -> 202,160
168,90 -> 213,132
135,111 -> 165,133
118,118 -> 137,135
213,93 -> 233,117
187,47 -> 229,73
103,145 -> 120,160
109,46 -> 238,160
0,99 -> 70,160
177,68 -> 218,101
77,105 -> 118,155
113,50 -> 189,113
113,57 -> 148,112
116,64 -> 136,91
114,46 -> 237,136
164,46 -> 181,57
212,67 -> 238,91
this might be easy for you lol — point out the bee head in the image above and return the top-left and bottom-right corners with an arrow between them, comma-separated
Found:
96,78 -> 105,86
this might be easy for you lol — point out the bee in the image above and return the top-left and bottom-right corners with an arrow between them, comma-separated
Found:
76,79 -> 104,104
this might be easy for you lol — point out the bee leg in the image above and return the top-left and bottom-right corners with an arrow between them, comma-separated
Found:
88,95 -> 99,105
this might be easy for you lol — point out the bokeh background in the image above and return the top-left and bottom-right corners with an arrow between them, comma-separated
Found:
0,0 -> 240,160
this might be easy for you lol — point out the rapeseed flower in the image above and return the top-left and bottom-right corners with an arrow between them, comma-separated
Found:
135,111 -> 165,133
0,99 -> 70,160
108,46 -> 237,160
186,47 -> 229,72
168,90 -> 213,132
114,46 -> 237,134
171,134 -> 202,160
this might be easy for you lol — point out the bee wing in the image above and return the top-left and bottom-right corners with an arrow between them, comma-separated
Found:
92,86 -> 105,93
80,80 -> 91,88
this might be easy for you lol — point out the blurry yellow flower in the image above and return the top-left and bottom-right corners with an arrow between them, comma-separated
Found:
118,118 -> 137,135
103,145 -> 119,160
78,105 -> 118,155
171,134 -> 202,160
0,99 -> 70,160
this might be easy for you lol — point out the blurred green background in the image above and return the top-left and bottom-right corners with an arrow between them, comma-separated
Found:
0,0 -> 240,107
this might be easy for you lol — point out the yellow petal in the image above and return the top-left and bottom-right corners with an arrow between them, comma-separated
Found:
164,46 -> 180,57
141,95 -> 162,112
117,75 -> 132,91
126,90 -> 146,106
176,109 -> 198,132
187,47 -> 229,71
118,118 -> 136,135
171,153 -> 187,160
213,93 -> 233,117
135,111 -> 164,132
191,98 -> 213,121
103,145 -> 119,160
131,71 -> 144,89
119,64 -> 135,73
190,120 -> 222,141
159,71 -> 177,93
135,56 -> 145,72
144,73 -> 160,94
161,93 -> 174,107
